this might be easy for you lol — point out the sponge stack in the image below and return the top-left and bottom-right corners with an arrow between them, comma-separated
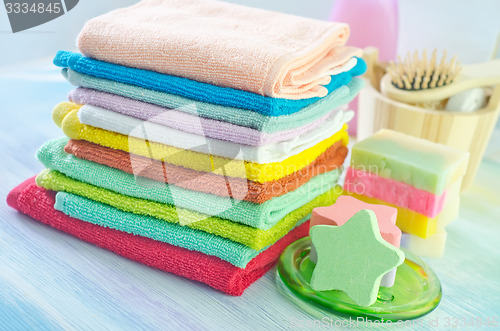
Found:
344,129 -> 469,257
309,195 -> 401,287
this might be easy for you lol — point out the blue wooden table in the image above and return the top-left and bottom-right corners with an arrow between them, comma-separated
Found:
1,62 -> 499,330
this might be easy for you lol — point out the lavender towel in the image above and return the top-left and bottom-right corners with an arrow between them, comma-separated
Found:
62,69 -> 364,133
69,88 -> 346,146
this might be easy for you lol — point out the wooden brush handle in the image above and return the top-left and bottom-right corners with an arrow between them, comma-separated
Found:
456,59 -> 500,88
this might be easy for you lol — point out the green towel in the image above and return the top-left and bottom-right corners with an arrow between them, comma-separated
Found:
36,169 -> 342,250
37,138 -> 341,230
54,191 -> 310,267
63,69 -> 364,133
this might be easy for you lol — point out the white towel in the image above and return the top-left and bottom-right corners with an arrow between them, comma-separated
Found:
77,105 -> 353,164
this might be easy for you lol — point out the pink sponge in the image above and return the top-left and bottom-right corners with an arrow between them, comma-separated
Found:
344,167 -> 447,218
309,195 -> 402,287
310,195 -> 401,248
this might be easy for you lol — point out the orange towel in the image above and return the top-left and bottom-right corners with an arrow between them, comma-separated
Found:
65,139 -> 348,204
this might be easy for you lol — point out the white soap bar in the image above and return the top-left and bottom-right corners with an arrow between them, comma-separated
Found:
401,229 -> 447,258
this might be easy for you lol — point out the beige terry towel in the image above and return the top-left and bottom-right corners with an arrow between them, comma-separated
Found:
77,0 -> 361,99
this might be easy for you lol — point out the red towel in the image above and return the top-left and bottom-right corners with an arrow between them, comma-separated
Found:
7,177 -> 309,296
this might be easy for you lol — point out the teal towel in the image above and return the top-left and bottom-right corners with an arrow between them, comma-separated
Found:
54,191 -> 309,268
54,51 -> 366,117
38,138 -> 341,230
63,68 -> 364,132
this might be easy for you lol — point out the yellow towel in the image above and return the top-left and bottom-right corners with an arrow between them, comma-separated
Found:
53,102 -> 349,183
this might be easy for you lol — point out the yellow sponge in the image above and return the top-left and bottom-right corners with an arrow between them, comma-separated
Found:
345,192 -> 437,238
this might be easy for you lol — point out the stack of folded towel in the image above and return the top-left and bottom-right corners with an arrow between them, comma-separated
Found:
7,0 -> 366,295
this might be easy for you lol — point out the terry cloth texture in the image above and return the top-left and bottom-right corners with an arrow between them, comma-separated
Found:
53,190 -> 310,267
75,102 -> 353,163
52,106 -> 349,183
37,138 -> 341,230
36,169 -> 342,250
64,139 -> 348,204
7,177 -> 309,296
63,69 -> 365,132
54,51 -> 366,115
69,87 -> 344,146
76,0 -> 362,99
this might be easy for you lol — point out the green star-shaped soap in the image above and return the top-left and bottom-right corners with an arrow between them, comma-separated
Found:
310,209 -> 405,307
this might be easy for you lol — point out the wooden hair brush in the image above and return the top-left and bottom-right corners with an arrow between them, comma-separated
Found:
381,49 -> 500,104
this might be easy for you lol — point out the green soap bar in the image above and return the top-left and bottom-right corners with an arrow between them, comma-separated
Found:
351,129 -> 469,195
310,210 -> 405,307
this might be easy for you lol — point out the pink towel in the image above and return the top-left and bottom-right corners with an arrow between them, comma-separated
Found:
7,177 -> 309,296
68,88 -> 344,146
77,0 -> 362,99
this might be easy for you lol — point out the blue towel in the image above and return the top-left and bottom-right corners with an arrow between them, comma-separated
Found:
53,51 -> 366,116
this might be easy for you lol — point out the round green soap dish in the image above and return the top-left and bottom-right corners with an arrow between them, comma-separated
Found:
276,237 -> 441,321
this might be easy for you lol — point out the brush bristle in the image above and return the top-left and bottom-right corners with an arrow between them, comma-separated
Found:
388,49 -> 461,90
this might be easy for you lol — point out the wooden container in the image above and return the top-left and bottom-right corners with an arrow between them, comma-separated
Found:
358,48 -> 500,191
